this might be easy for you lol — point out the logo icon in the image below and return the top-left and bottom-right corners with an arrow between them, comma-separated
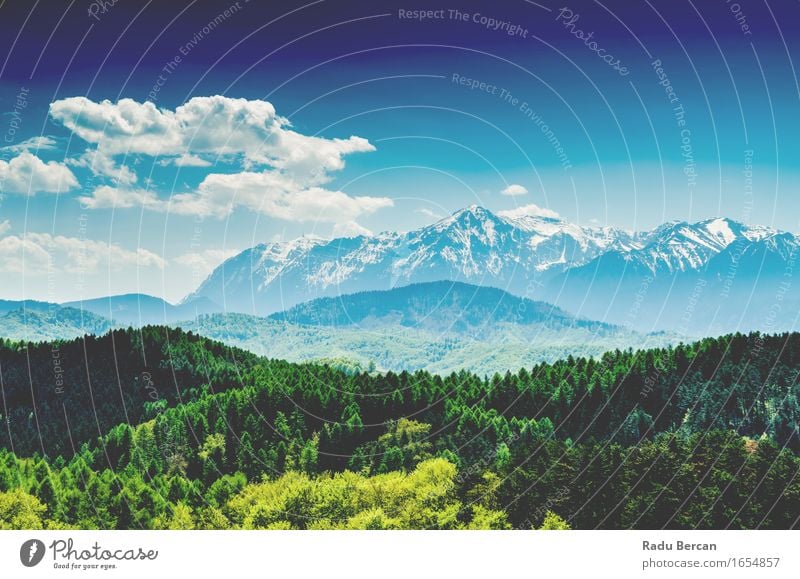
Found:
20,539 -> 46,567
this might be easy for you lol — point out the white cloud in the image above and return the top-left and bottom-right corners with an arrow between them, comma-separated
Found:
81,171 -> 394,222
67,149 -> 138,185
175,172 -> 393,221
0,231 -> 165,274
166,154 -> 212,167
0,152 -> 79,195
175,248 -> 239,276
498,203 -> 560,220
1,136 -> 58,154
51,95 -> 385,224
49,95 -> 374,178
500,184 -> 528,197
332,221 -> 373,238
0,220 -> 10,235
415,207 -> 443,221
78,185 -> 161,210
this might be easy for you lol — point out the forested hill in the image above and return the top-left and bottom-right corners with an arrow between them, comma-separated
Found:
269,280 -> 613,333
0,327 -> 261,458
0,329 -> 798,529
1,329 -> 799,460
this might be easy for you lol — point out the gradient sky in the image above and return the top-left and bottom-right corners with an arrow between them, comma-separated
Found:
0,0 -> 798,302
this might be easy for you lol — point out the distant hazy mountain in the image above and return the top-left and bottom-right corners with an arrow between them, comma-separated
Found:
0,299 -> 53,316
62,293 -> 220,325
270,280 -> 614,337
0,282 -> 671,374
546,218 -> 800,334
0,306 -> 112,342
183,282 -> 672,375
188,206 -> 800,335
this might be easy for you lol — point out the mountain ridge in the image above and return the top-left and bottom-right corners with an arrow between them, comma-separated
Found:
187,206 -> 799,334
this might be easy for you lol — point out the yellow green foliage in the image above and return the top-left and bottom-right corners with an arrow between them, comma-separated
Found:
539,511 -> 570,530
0,488 -> 49,529
224,458 -> 509,530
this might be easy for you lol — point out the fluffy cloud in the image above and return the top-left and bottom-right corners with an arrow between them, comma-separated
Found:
1,136 -> 58,154
0,152 -> 79,195
51,95 -> 385,223
167,154 -> 212,167
173,171 -> 393,221
0,220 -> 10,235
498,203 -> 560,220
79,185 -> 161,209
0,231 -> 165,274
332,221 -> 373,238
49,95 -> 374,177
500,184 -> 528,196
81,171 -> 393,222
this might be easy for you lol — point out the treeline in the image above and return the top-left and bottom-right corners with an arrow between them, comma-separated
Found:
3,329 -> 798,458
0,327 -> 260,457
0,428 -> 796,529
0,328 -> 798,529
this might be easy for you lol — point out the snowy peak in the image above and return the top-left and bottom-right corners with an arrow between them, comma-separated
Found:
700,217 -> 743,246
427,204 -> 510,243
187,206 -> 798,318
631,217 -> 784,273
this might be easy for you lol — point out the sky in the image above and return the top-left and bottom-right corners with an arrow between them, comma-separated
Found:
0,0 -> 799,302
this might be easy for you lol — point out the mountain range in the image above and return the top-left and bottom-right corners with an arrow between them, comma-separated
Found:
1,206 -> 796,352
187,206 -> 800,335
183,281 -> 671,375
0,281 -> 671,375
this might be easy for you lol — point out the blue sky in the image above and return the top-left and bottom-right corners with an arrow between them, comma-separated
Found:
0,0 -> 798,302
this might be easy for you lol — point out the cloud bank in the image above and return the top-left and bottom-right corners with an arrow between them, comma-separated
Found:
53,95 -> 388,225
0,231 -> 166,274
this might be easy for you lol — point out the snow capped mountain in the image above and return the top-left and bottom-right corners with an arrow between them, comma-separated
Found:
187,206 -> 800,334
619,218 -> 750,274
187,205 -> 634,314
545,216 -> 800,333
601,217 -> 795,276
